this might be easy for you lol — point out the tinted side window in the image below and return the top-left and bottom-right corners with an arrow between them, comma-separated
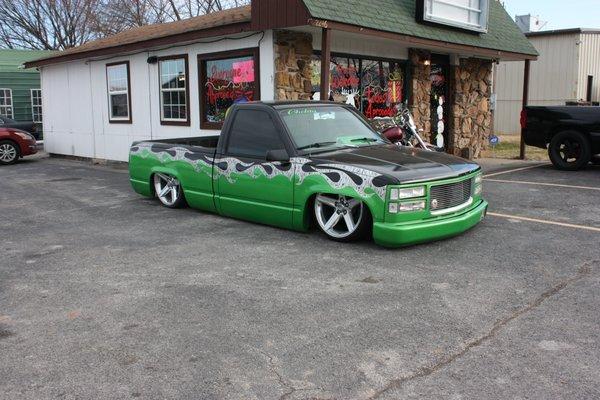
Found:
226,110 -> 285,158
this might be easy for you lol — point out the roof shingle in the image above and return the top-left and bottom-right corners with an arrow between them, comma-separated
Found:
301,0 -> 538,56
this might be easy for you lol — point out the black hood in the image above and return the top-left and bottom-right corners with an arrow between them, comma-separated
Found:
309,144 -> 480,184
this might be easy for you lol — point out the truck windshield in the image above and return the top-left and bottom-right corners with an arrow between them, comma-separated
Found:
279,106 -> 387,153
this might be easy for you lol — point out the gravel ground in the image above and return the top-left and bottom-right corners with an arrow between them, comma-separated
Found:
1,154 -> 599,400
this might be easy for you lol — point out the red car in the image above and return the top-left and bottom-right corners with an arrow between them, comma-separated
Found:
0,127 -> 37,165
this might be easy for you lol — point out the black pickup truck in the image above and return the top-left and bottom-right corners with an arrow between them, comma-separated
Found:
522,106 -> 600,170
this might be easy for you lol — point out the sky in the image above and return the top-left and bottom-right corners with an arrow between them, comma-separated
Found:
501,0 -> 600,30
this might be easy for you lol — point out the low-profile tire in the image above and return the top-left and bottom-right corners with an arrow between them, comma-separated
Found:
548,130 -> 591,171
0,140 -> 20,165
314,194 -> 371,242
153,173 -> 186,208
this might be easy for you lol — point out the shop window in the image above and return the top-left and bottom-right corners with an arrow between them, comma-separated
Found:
0,88 -> 14,119
159,55 -> 189,125
106,62 -> 131,123
311,54 -> 406,120
31,89 -> 43,123
199,48 -> 260,130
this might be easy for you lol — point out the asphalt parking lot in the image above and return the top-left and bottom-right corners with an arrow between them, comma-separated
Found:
1,154 -> 599,400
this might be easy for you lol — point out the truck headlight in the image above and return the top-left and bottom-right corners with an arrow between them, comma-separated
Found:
399,201 -> 426,212
389,200 -> 426,214
390,186 -> 426,200
474,173 -> 483,185
474,184 -> 483,196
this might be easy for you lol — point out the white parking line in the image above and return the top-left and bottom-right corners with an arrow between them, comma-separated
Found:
485,179 -> 600,192
483,163 -> 549,178
488,212 -> 600,233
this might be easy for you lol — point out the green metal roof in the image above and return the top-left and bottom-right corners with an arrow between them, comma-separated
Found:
301,0 -> 538,57
0,49 -> 55,73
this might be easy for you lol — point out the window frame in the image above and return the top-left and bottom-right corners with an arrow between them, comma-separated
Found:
418,0 -> 490,33
106,61 -> 132,124
158,54 -> 190,126
198,48 -> 261,131
223,108 -> 289,160
30,88 -> 43,123
0,88 -> 14,119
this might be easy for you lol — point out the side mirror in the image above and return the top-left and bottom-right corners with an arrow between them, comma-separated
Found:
266,149 -> 290,163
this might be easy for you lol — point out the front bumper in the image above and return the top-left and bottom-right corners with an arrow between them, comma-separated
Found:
373,199 -> 488,248
22,140 -> 38,156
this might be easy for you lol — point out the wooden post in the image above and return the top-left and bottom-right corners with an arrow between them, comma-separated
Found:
320,28 -> 331,101
520,59 -> 531,160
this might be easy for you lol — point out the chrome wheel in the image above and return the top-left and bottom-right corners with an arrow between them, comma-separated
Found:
153,173 -> 182,207
315,194 -> 364,239
0,143 -> 18,164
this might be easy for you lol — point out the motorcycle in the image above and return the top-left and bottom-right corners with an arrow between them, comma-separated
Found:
373,103 -> 443,152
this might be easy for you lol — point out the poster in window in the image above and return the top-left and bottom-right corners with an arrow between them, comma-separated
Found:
361,61 -> 404,119
204,56 -> 256,124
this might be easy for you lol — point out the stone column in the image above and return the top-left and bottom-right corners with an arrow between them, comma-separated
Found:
274,30 -> 314,101
449,58 -> 494,159
408,49 -> 432,138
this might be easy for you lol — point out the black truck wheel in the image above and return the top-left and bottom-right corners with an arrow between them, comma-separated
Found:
548,130 -> 591,171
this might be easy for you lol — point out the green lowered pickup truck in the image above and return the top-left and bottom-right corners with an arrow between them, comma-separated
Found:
129,102 -> 488,247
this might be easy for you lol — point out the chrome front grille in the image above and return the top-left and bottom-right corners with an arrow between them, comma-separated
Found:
430,178 -> 473,211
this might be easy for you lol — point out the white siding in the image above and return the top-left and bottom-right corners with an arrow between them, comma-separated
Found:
41,31 -> 274,161
578,33 -> 600,102
494,33 -> 581,135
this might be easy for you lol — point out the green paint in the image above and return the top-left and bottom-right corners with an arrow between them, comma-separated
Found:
129,145 -> 486,247
0,50 -> 54,136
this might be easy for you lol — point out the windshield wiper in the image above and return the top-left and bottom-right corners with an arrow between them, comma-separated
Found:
297,141 -> 337,151
349,138 -> 383,143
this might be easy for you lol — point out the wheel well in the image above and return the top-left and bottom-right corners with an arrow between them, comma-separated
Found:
0,139 -> 20,155
550,127 -> 590,142
149,173 -> 157,196
305,192 -> 375,230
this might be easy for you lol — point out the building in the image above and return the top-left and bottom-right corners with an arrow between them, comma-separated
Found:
25,0 -> 537,162
495,28 -> 600,135
0,49 -> 53,136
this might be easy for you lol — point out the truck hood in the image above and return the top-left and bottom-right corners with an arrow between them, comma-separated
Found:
309,144 -> 480,184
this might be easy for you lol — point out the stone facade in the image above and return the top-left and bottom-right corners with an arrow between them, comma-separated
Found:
408,49 -> 494,159
274,30 -> 314,101
273,35 -> 493,159
448,58 -> 494,159
408,49 -> 432,138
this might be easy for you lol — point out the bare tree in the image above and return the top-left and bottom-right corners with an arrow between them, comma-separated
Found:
0,0 -> 102,50
95,0 -> 172,36
0,0 -> 250,50
168,0 -> 250,20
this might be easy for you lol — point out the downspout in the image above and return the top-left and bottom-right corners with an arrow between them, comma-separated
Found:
147,51 -> 154,140
88,62 -> 97,159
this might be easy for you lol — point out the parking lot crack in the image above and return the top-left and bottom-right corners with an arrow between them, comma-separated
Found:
367,261 -> 595,400
259,350 -> 315,400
